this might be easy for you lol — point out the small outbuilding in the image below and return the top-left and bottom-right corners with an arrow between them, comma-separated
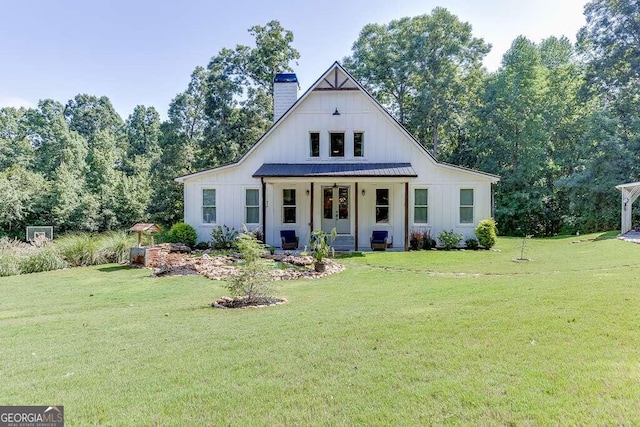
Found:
615,182 -> 640,234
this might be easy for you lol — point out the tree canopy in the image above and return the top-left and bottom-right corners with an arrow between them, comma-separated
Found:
1,6 -> 639,238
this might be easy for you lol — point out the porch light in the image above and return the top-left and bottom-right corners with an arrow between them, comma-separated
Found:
624,197 -> 629,210
306,189 -> 310,196
332,108 -> 340,116
333,183 -> 338,188
362,188 -> 366,196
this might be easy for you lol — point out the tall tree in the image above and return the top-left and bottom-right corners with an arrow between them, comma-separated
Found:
148,69 -> 207,225
203,20 -> 300,167
0,107 -> 33,171
345,8 -> 490,158
0,165 -> 50,235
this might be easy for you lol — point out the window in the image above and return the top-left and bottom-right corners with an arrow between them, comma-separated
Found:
376,188 -> 389,223
414,189 -> 428,223
309,132 -> 320,157
202,189 -> 216,223
354,132 -> 363,157
283,189 -> 296,223
245,189 -> 259,224
460,189 -> 474,224
330,133 -> 344,157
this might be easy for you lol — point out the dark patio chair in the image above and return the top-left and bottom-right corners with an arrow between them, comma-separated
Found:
370,230 -> 388,251
280,230 -> 299,250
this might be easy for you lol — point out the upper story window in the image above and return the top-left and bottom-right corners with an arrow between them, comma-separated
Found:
202,189 -> 216,223
354,132 -> 363,157
330,133 -> 344,157
309,132 -> 320,157
460,188 -> 474,224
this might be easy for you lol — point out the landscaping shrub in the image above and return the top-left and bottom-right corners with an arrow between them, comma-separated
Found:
194,241 -> 210,250
465,237 -> 480,250
475,218 -> 498,249
19,246 -> 67,274
101,231 -> 132,263
167,222 -> 197,247
409,230 -> 422,250
211,225 -> 239,250
421,232 -> 435,250
225,232 -> 272,302
55,233 -> 106,267
0,250 -> 21,276
437,230 -> 463,250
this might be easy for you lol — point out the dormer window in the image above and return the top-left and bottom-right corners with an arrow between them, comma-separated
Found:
330,133 -> 344,157
310,132 -> 320,157
354,132 -> 363,157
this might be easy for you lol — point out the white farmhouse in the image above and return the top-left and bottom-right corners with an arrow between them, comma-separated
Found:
175,62 -> 499,251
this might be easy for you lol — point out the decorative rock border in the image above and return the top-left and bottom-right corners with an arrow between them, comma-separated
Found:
150,251 -> 345,280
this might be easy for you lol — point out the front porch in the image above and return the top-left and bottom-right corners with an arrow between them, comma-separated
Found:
255,162 -> 417,252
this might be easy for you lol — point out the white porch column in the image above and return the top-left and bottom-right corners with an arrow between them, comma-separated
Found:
616,182 -> 640,234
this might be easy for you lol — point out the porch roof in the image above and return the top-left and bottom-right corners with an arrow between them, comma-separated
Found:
253,162 -> 417,178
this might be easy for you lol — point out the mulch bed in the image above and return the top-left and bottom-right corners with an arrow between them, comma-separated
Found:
211,296 -> 288,309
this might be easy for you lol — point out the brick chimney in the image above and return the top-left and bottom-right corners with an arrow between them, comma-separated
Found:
273,73 -> 298,122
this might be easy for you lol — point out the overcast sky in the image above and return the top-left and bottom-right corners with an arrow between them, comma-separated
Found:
0,0 -> 588,119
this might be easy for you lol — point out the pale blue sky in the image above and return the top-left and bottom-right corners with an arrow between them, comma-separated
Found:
0,0 -> 588,119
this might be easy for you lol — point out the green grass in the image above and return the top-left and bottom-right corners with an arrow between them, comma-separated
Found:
2,233 -> 640,424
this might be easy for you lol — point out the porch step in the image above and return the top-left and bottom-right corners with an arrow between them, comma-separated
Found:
332,235 -> 355,251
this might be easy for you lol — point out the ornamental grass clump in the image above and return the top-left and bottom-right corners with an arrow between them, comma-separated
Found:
0,250 -> 21,277
55,233 -> 106,267
101,231 -> 132,263
19,245 -> 68,274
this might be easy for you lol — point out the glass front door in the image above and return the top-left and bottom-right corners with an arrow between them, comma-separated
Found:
321,186 -> 350,234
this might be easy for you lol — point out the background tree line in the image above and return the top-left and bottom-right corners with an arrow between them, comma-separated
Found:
1,0 -> 638,238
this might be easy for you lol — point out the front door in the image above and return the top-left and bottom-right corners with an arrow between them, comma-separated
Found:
322,186 -> 350,234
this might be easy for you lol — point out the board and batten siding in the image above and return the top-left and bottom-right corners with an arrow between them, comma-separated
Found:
180,63 -> 498,249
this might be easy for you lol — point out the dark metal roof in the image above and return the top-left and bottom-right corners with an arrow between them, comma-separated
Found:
274,73 -> 298,83
253,163 -> 417,178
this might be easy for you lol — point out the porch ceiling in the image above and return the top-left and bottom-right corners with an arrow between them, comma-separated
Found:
253,162 -> 417,178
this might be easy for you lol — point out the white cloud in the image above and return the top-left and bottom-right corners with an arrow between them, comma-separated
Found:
0,96 -> 35,109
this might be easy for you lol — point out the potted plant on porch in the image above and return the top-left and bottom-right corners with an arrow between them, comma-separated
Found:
309,228 -> 337,273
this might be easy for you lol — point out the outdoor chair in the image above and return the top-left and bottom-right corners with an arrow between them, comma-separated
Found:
280,230 -> 299,250
370,230 -> 388,251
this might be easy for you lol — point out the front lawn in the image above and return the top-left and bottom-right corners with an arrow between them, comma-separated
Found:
1,233 -> 640,424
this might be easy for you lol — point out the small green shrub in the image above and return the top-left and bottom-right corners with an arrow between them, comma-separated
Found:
226,232 -> 272,302
437,230 -> 463,250
56,233 -> 106,267
211,225 -> 239,250
421,232 -> 434,250
167,222 -> 197,247
475,218 -> 498,249
101,231 -> 132,263
20,246 -> 68,274
409,230 -> 422,250
0,250 -> 21,276
465,238 -> 480,250
194,241 -> 210,250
